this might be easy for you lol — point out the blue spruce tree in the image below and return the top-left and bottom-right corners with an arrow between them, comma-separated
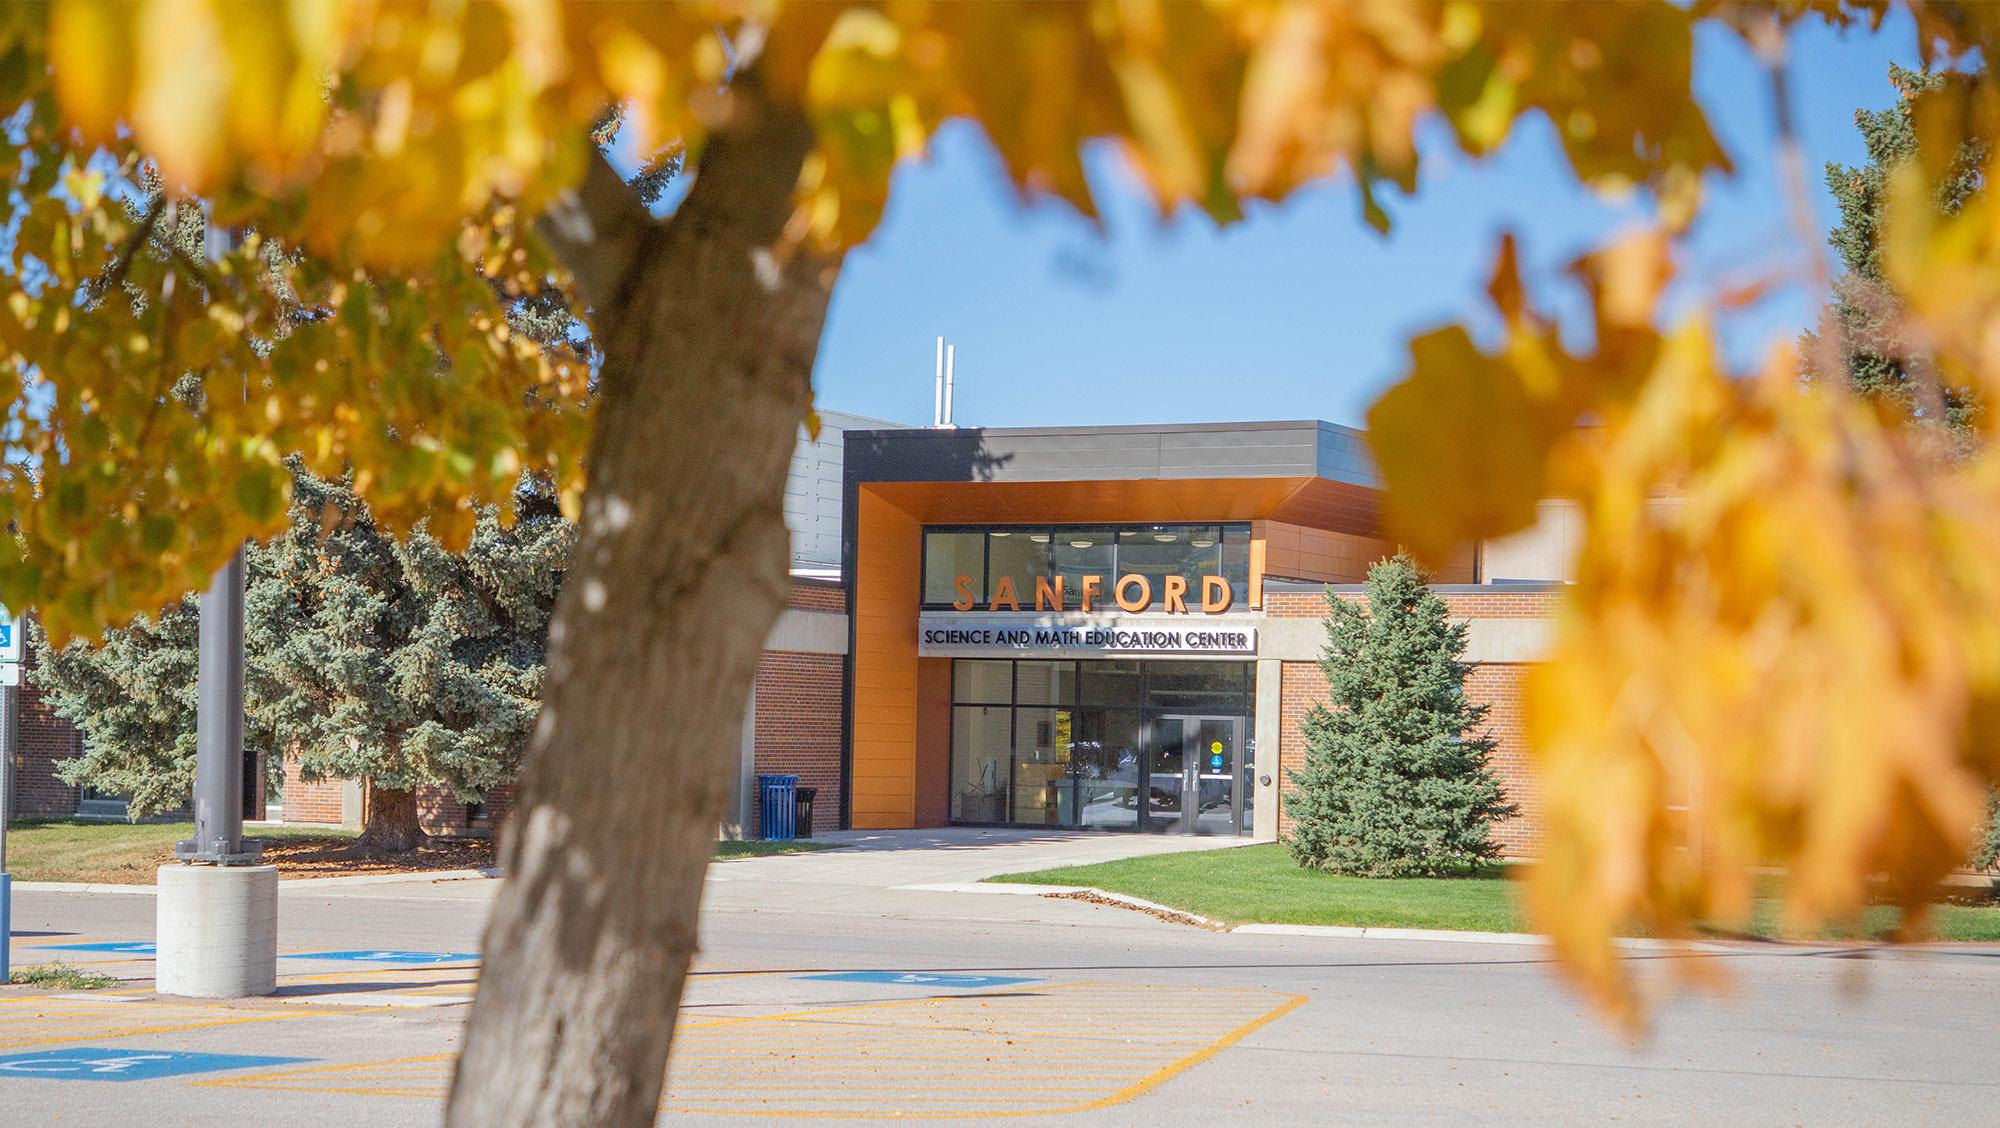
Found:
1285,556 -> 1516,876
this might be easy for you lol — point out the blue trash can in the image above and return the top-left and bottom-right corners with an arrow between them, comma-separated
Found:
757,774 -> 800,840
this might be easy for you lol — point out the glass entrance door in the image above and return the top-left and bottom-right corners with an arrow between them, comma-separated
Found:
1144,715 -> 1245,835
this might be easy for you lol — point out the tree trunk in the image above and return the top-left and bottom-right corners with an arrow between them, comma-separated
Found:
356,783 -> 427,853
444,64 -> 833,1128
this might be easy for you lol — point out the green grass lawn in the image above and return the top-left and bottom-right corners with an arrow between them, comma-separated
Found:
4,819 -> 355,884
4,818 -> 833,881
988,842 -> 2000,942
991,844 -> 1523,932
713,839 -> 841,859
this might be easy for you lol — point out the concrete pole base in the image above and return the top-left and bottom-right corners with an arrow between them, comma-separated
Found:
155,864 -> 278,998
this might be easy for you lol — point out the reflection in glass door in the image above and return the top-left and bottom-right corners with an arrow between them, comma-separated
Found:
1144,717 -> 1187,832
1146,715 -> 1245,835
1188,717 -> 1241,836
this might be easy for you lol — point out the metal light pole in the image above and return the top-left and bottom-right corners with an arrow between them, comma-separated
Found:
175,545 -> 257,864
158,544 -> 275,997
1,679 -> 16,984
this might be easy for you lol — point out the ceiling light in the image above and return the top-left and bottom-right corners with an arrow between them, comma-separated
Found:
1190,536 -> 1216,548
989,531 -> 1010,537
1028,534 -> 1049,543
1068,539 -> 1094,549
1152,533 -> 1178,543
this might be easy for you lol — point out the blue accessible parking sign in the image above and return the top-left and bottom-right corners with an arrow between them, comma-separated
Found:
799,971 -> 1038,988
292,950 -> 478,965
0,1048 -> 311,1083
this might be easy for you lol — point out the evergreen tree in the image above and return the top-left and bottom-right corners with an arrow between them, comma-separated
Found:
1805,64 -> 2000,855
1974,792 -> 2000,873
1801,64 -> 1987,436
29,601 -> 281,817
1284,556 -> 1516,877
32,462 -> 569,849
247,461 -> 571,850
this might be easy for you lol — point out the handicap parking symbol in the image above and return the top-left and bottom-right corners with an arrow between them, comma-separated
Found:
799,971 -> 1038,988
291,950 -> 478,965
0,1048 -> 311,1083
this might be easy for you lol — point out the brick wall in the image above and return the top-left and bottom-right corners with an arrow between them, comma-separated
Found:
280,754 -> 345,824
787,579 -> 845,613
1262,588 -> 1559,620
11,635 -> 83,818
752,650 -> 843,836
1267,584 -> 1554,856
417,781 -> 516,836
285,763 -> 521,836
1276,658 -> 1540,856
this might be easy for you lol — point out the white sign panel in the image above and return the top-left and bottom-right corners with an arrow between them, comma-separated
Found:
0,607 -> 16,664
918,613 -> 1258,659
0,664 -> 18,687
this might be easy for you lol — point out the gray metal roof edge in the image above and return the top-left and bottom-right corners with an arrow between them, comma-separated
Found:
842,419 -> 1336,441
814,408 -> 913,431
1264,580 -> 1568,594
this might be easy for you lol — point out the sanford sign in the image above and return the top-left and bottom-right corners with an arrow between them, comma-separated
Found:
918,613 -> 1258,658
945,573 -> 1234,614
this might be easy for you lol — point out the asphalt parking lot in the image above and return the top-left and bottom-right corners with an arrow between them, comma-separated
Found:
3,832 -> 1995,1126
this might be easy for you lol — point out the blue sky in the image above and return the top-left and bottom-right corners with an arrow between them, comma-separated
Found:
809,11 -> 1922,431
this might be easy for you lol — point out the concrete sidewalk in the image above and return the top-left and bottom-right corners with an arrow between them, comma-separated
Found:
699,827 -> 1254,925
723,827 -> 1251,883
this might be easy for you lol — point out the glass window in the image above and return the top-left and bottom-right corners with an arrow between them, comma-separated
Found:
1011,707 -> 1070,825
1074,708 -> 1141,830
1117,526 -> 1221,610
1221,525 -> 1251,609
1145,661 -> 1252,710
1013,660 -> 1075,706
985,530 -> 1050,608
1079,659 -> 1145,706
924,532 -> 985,606
952,660 -> 1014,704
1051,528 -> 1115,610
951,705 -> 1012,822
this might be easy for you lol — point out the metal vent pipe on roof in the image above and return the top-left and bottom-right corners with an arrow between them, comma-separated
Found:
944,343 -> 955,427
933,337 -> 945,427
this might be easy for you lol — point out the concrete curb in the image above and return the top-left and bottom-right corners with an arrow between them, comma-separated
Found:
1046,888 -> 1228,930
902,882 -> 1227,929
9,881 -> 158,895
949,880 -> 1742,949
1229,922 -> 1727,951
13,868 -> 503,895
278,868 -> 503,888
890,882 -> 1088,895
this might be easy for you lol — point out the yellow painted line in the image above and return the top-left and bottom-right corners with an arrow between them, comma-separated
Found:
1051,992 -> 1309,1115
669,983 -> 1094,1032
190,1054 -> 457,1098
193,981 -> 1308,1120
0,998 -> 398,1050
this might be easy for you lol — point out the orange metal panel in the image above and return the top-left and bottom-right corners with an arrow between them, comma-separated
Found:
849,489 -> 923,828
862,477 -> 1378,533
